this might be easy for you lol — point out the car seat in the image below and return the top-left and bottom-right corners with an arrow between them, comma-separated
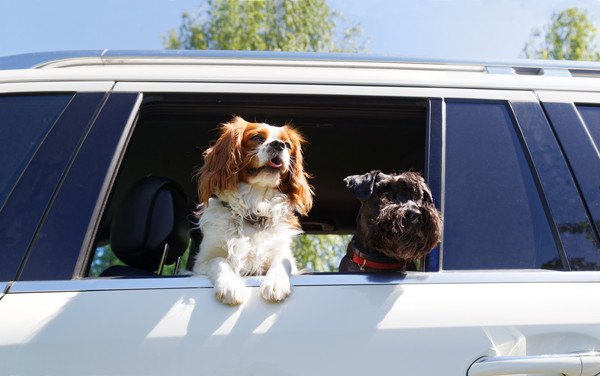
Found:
100,176 -> 190,277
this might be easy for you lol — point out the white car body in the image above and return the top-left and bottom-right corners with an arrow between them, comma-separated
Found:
0,51 -> 599,375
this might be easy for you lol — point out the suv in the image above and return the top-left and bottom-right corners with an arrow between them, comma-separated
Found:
0,50 -> 599,376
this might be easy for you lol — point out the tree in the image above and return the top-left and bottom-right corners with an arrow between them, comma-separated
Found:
163,0 -> 367,53
522,8 -> 600,60
161,1 -> 364,272
293,234 -> 352,272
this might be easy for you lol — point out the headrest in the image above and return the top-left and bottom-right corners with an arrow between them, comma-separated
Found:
110,177 -> 189,272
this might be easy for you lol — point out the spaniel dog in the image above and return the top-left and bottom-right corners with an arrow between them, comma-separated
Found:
193,116 -> 313,305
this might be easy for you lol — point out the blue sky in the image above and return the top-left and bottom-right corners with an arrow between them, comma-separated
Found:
1,0 -> 600,60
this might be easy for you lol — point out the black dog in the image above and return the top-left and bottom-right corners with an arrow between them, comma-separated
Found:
339,170 -> 442,272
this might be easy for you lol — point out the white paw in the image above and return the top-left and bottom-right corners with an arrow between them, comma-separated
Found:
214,276 -> 246,306
260,274 -> 292,303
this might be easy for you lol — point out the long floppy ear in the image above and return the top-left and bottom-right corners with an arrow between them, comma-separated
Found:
280,125 -> 313,215
198,117 -> 247,204
344,170 -> 380,201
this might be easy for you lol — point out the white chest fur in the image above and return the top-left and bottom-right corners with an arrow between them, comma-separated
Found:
195,183 -> 300,276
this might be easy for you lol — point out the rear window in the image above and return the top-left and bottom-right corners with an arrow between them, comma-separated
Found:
0,94 -> 72,208
442,100 -> 560,270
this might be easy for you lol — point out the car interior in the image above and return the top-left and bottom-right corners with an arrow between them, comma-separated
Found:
88,93 -> 429,277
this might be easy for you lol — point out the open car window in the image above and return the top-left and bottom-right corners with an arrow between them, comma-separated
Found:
88,94 -> 428,277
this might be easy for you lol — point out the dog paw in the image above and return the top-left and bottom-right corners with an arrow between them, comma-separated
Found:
214,276 -> 246,306
260,274 -> 292,303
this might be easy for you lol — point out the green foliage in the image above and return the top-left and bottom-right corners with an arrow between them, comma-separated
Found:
89,242 -> 191,277
522,8 -> 600,60
88,244 -> 124,277
292,234 -> 352,272
163,0 -> 367,52
90,235 -> 348,276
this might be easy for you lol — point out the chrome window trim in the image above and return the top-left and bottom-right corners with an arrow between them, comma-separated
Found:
7,271 -> 600,294
439,99 -> 447,271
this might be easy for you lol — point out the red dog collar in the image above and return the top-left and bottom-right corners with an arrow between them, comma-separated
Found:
351,252 -> 406,271
347,241 -> 406,272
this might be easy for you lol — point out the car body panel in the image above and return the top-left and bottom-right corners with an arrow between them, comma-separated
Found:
1,273 -> 599,375
111,81 -> 539,101
0,81 -> 114,93
0,65 -> 593,92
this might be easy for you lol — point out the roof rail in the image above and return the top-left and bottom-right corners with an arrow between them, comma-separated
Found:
2,50 -> 600,76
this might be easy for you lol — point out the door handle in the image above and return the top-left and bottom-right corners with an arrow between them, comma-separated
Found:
468,351 -> 600,376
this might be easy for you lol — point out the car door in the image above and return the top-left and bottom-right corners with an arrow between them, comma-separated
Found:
1,83 -> 599,376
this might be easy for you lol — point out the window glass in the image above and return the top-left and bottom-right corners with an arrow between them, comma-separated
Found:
443,100 -> 559,270
575,105 -> 600,153
0,94 -> 72,208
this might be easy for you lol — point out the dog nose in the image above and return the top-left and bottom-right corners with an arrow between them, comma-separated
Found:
269,140 -> 285,152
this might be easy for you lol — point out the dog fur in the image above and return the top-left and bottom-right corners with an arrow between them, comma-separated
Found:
193,117 -> 312,305
339,170 -> 442,272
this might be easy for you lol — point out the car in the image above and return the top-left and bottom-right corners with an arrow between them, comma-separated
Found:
0,50 -> 599,376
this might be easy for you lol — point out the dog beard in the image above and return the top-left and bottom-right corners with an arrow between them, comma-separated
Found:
367,203 -> 442,262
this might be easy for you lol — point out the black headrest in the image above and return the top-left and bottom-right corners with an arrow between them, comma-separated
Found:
110,177 -> 190,272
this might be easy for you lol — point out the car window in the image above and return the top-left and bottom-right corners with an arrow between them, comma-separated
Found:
442,100 -> 560,270
0,94 -> 72,209
574,105 -> 600,152
87,93 -> 428,277
539,102 -> 600,268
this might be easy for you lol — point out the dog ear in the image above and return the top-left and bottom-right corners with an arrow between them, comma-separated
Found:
344,170 -> 380,201
422,182 -> 434,204
280,124 -> 313,215
197,116 -> 246,204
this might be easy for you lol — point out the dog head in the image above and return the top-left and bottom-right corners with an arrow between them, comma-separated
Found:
345,170 -> 442,262
198,116 -> 313,215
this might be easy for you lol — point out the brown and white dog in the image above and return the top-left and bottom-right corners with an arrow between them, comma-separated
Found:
339,170 -> 442,272
193,116 -> 313,305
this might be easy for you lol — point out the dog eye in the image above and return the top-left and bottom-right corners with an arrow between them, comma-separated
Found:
251,135 -> 265,143
381,192 -> 393,200
284,142 -> 292,149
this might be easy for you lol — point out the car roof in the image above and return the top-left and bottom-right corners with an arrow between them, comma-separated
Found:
2,50 -> 600,93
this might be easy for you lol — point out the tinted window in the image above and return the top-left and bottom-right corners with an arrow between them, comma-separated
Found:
540,103 -> 600,269
443,100 -> 559,269
0,94 -> 72,208
575,105 -> 600,153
